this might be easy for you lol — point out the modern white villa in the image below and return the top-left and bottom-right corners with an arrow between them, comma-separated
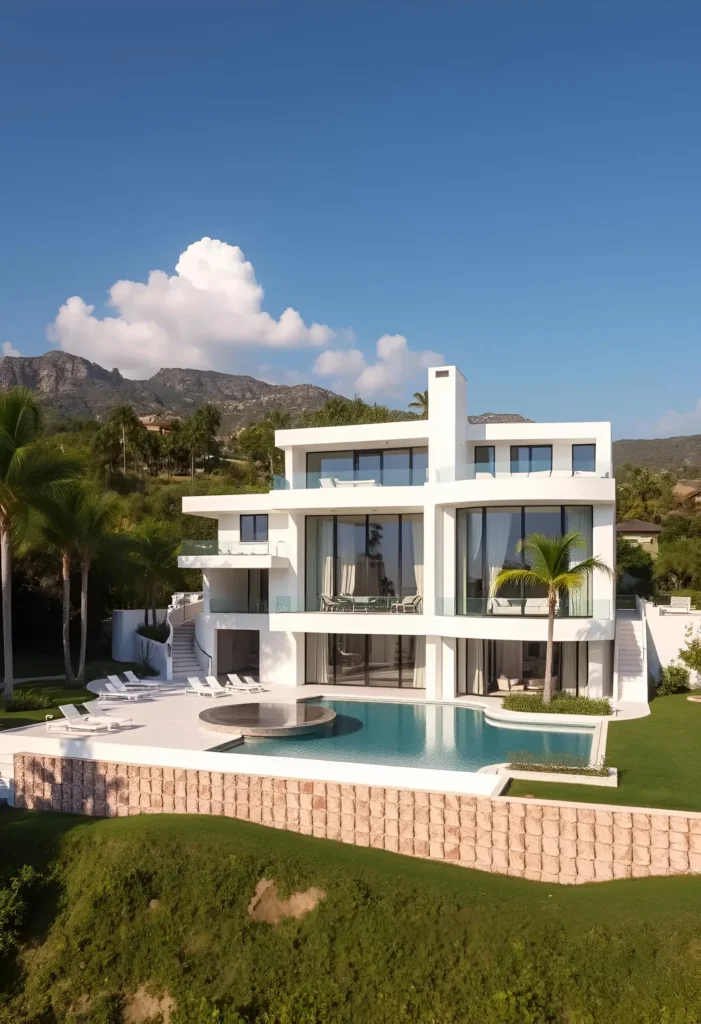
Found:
175,364 -> 638,703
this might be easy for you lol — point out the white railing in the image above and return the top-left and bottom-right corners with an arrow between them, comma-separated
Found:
166,592 -> 203,680
180,541 -> 288,558
435,466 -> 610,483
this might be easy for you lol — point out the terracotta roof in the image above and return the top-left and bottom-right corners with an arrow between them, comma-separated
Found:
616,519 -> 663,534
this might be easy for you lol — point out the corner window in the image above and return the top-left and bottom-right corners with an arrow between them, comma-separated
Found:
474,446 -> 495,475
572,444 -> 596,474
510,445 -> 552,474
240,514 -> 268,542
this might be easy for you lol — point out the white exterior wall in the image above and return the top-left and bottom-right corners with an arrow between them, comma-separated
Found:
180,364 -> 618,695
645,603 -> 701,687
112,609 -> 167,662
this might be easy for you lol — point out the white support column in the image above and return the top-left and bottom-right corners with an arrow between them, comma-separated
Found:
587,640 -> 613,698
427,365 -> 467,482
424,635 -> 441,701
440,636 -> 457,700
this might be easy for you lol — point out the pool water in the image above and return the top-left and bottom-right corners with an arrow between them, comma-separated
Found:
223,699 -> 593,773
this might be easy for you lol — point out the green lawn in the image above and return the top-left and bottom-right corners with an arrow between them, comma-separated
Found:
1,809 -> 701,1023
508,692 -> 701,811
0,663 -> 146,732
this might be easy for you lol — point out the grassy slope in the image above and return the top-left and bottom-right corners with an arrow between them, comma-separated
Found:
2,810 -> 701,1023
509,692 -> 701,811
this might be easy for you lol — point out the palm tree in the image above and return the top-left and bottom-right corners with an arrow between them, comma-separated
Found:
74,487 -> 117,684
408,390 -> 429,418
0,387 -> 83,698
491,532 -> 613,704
129,520 -> 182,626
39,485 -> 84,686
110,404 -> 143,475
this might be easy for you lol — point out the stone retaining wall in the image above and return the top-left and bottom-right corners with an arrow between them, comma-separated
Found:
13,753 -> 701,885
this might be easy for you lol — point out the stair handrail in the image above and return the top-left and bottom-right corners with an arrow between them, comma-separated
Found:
194,633 -> 212,674
636,594 -> 649,698
166,591 -> 203,680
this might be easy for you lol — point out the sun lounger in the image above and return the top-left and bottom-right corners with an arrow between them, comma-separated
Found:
96,680 -> 149,702
107,675 -> 155,696
46,704 -> 132,732
122,670 -> 161,688
205,676 -> 232,695
186,677 -> 229,698
226,673 -> 265,693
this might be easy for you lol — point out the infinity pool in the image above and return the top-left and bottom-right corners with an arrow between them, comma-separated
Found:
221,699 -> 594,773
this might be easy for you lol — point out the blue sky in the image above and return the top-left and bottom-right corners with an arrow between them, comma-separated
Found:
1,0 -> 699,438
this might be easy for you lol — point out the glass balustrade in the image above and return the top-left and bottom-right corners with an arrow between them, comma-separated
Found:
435,597 -> 610,618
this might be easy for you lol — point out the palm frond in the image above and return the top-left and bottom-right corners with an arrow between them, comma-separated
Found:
491,568 -> 548,593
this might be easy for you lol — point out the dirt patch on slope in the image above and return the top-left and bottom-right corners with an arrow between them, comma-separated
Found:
123,986 -> 174,1023
247,878 -> 326,924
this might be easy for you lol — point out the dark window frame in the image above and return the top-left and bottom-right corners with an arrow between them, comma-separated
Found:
455,504 -> 593,617
510,444 -> 553,474
305,513 -> 424,609
474,445 -> 495,474
240,514 -> 268,543
305,633 -> 421,687
306,446 -> 428,487
572,443 -> 596,474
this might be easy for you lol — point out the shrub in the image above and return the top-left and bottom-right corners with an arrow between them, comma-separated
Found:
137,621 -> 169,643
3,688 -> 55,712
502,691 -> 612,716
506,750 -> 609,777
656,663 -> 690,696
0,865 -> 40,957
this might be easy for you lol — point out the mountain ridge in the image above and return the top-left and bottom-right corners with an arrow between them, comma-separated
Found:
0,351 -> 533,431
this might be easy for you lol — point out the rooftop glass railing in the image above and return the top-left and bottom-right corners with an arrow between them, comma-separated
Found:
434,466 -> 610,483
270,594 -> 423,613
180,540 -> 287,557
209,597 -> 269,613
272,467 -> 428,491
435,597 -> 610,618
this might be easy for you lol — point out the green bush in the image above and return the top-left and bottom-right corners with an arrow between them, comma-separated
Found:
3,688 -> 55,712
136,621 -> 169,643
657,663 -> 690,696
506,749 -> 609,776
502,691 -> 612,716
0,865 -> 40,957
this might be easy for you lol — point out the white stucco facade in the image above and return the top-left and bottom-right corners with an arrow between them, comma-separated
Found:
179,365 -> 617,701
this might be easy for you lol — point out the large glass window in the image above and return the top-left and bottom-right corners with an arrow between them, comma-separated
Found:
306,514 -> 423,611
240,514 -> 268,542
510,445 -> 552,474
572,444 -> 596,473
306,633 -> 425,686
456,505 -> 593,616
306,447 -> 427,487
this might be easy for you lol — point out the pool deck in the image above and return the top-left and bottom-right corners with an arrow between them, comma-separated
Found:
0,678 -> 648,801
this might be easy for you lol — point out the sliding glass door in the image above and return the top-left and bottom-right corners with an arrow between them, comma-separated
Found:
306,633 -> 425,687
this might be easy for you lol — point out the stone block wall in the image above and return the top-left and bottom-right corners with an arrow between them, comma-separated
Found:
13,753 -> 701,885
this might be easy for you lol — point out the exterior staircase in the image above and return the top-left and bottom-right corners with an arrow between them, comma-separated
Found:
171,620 -> 201,677
614,606 -> 648,702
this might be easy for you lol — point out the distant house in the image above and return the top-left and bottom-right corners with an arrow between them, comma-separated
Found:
673,480 -> 701,509
139,414 -> 175,436
616,519 -> 663,558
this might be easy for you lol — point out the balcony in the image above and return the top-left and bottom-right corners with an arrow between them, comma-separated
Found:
435,465 -> 609,483
273,467 -> 428,491
435,597 -> 611,618
178,540 -> 288,570
209,598 -> 269,614
271,594 -> 423,614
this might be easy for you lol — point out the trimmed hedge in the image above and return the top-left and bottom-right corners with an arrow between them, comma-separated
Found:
657,663 -> 690,696
502,691 -> 612,716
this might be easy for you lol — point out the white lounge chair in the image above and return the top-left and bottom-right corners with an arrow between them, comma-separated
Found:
96,680 -> 149,702
107,675 -> 155,695
186,677 -> 228,698
122,670 -> 161,689
46,704 -> 132,733
205,676 -> 233,696
226,673 -> 265,693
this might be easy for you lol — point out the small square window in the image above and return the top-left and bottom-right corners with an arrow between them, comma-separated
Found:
241,514 -> 268,542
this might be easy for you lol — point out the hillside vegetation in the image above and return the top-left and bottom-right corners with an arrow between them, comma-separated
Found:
2,809 -> 701,1023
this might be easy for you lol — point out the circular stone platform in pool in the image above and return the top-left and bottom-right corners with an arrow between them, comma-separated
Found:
199,702 -> 336,737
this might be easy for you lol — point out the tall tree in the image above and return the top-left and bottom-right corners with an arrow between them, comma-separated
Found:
128,519 -> 182,625
616,463 -> 676,523
408,389 -> 429,418
109,404 -> 145,475
74,487 -> 118,684
182,405 -> 221,480
0,388 -> 83,698
492,532 -> 613,704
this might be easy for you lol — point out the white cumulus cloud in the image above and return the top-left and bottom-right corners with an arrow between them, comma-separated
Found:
643,399 -> 701,438
48,237 -> 334,378
1,342 -> 21,357
313,334 -> 444,398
